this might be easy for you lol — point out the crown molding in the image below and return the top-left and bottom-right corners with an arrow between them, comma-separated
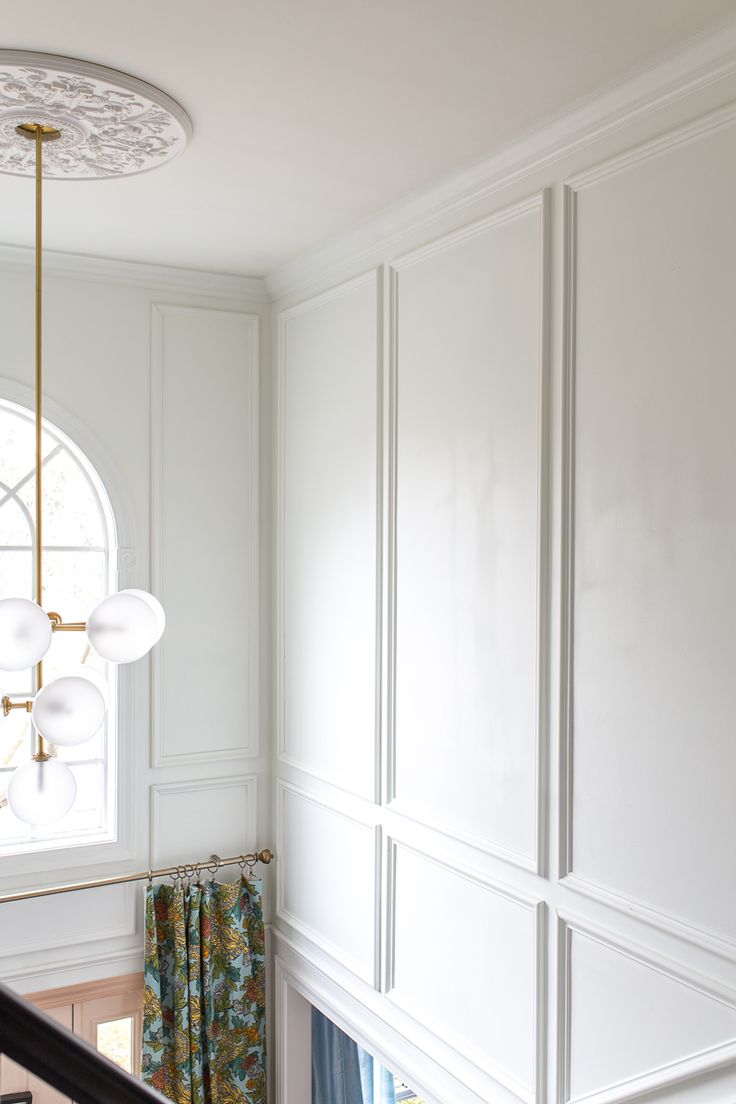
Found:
0,242 -> 269,304
266,13 -> 736,302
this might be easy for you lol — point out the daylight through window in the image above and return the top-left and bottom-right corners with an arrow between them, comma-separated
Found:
0,397 -> 117,853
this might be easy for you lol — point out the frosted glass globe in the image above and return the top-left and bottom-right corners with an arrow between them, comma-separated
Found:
7,757 -> 77,824
0,598 -> 52,672
32,675 -> 106,747
121,589 -> 165,644
86,592 -> 158,663
58,665 -> 111,710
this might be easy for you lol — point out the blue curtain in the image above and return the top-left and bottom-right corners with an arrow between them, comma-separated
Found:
312,1008 -> 396,1104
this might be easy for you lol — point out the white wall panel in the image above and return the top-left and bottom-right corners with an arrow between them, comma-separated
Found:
271,69 -> 736,1104
277,783 -> 377,984
566,119 -> 736,943
150,776 -> 257,868
0,884 -> 135,958
390,196 -> 547,870
151,304 -> 259,766
388,842 -> 542,1099
562,919 -> 736,1104
278,273 -> 380,799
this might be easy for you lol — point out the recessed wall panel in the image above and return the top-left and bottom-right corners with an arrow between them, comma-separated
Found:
392,198 -> 545,866
278,783 -> 376,984
150,776 -> 257,868
0,883 -> 135,957
569,122 -> 736,939
564,922 -> 736,1103
152,305 -> 259,765
389,843 -> 539,1096
279,274 -> 379,798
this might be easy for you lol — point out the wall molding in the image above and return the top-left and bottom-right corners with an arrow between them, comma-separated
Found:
25,972 -> 144,1010
0,242 -> 268,303
2,944 -> 145,991
150,302 -> 260,767
266,15 -> 736,302
0,882 -> 137,959
385,837 -> 545,1104
275,780 -> 380,987
275,270 -> 382,802
149,774 -> 258,867
386,191 -> 550,878
559,104 -> 736,958
561,873 -> 736,962
273,934 -> 528,1104
564,97 -> 736,192
557,913 -> 736,1104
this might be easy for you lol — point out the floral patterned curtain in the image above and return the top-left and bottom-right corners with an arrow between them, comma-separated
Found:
142,876 -> 266,1104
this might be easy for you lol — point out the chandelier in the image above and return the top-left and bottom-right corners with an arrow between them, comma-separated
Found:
0,54 -> 191,826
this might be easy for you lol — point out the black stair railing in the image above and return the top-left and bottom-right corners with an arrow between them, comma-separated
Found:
0,982 -> 166,1104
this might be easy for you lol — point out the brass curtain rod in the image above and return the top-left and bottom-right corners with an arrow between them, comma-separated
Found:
0,848 -> 274,906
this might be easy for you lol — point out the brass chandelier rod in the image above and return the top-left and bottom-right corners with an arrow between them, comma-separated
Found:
34,124 -> 43,624
16,122 -> 61,759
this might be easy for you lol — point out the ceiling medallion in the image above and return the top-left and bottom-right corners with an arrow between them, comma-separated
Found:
0,50 -> 191,179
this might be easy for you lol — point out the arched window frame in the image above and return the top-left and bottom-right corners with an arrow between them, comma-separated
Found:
0,386 -> 125,860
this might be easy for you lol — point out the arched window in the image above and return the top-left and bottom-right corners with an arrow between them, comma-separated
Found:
0,397 -> 117,853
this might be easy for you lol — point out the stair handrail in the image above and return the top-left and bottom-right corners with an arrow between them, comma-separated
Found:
0,981 -> 166,1104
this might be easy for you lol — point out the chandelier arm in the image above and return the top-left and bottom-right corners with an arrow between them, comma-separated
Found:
2,696 -> 33,716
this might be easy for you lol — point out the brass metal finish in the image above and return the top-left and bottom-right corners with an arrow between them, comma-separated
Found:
15,123 -> 62,142
0,848 -> 275,905
32,124 -> 47,757
18,123 -> 62,759
2,696 -> 33,716
48,611 -> 86,631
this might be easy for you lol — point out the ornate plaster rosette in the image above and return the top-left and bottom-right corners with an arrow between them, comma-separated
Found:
0,50 -> 191,179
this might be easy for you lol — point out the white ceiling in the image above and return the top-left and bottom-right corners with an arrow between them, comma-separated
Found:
1,0 -> 735,277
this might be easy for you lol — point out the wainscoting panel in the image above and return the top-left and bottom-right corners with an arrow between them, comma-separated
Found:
150,776 -> 257,868
564,116 -> 736,945
151,304 -> 259,767
271,60 -> 736,1104
390,194 -> 548,870
560,918 -> 736,1104
387,841 -> 543,1101
0,883 -> 136,957
277,782 -> 378,985
277,272 -> 381,800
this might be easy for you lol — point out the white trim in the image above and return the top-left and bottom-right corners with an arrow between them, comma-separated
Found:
0,242 -> 268,303
266,15 -> 736,302
272,934 -> 527,1104
3,944 -> 145,991
561,873 -> 736,961
565,97 -> 736,191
